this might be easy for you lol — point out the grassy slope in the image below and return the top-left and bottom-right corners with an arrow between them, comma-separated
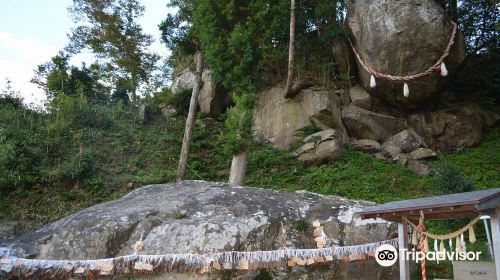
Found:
2,114 -> 498,233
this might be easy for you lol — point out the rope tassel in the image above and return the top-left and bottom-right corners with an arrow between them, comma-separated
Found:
439,240 -> 446,253
469,225 -> 476,243
370,75 -> 376,88
403,83 -> 410,98
412,229 -> 418,247
440,63 -> 448,76
455,236 -> 462,252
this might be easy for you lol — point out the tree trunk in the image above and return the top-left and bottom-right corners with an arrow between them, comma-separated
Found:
450,0 -> 457,22
229,149 -> 248,186
176,51 -> 203,181
284,0 -> 296,98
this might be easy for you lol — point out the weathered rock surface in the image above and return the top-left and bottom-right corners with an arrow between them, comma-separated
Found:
342,105 -> 407,142
253,86 -> 347,149
349,86 -> 371,110
0,181 -> 397,279
382,129 -> 427,154
171,69 -> 230,116
346,0 -> 465,108
408,148 -> 437,160
293,130 -> 344,164
408,104 -> 498,153
351,139 -> 382,154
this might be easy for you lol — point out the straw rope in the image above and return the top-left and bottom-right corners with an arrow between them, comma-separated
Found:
404,216 -> 481,240
0,239 -> 398,278
348,22 -> 458,82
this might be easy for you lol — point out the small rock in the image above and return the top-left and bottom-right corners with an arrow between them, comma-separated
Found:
350,139 -> 381,154
407,160 -> 431,176
295,130 -> 343,165
409,148 -> 437,160
382,129 -> 426,154
349,86 -> 371,110
161,105 -> 177,119
373,152 -> 387,160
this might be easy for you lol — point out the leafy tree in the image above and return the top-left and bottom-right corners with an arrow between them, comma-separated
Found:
66,0 -> 159,100
32,53 -> 107,103
457,0 -> 499,53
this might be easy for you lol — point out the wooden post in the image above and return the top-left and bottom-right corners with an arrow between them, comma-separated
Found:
228,149 -> 248,186
176,51 -> 203,181
398,217 -> 410,280
490,207 -> 500,278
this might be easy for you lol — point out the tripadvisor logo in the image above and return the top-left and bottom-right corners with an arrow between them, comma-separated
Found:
374,244 -> 482,267
375,244 -> 398,267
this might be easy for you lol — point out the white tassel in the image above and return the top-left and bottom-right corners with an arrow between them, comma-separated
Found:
440,62 -> 448,77
370,75 -> 376,88
403,83 -> 409,98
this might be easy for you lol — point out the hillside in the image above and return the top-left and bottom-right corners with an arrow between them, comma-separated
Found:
1,99 -> 498,235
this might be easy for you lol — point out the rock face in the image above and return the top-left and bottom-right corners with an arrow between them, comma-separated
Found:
349,86 -> 371,110
171,69 -> 231,116
351,139 -> 382,154
253,86 -> 347,149
346,0 -> 466,108
0,181 -> 397,280
342,105 -> 407,143
293,129 -> 344,165
409,104 -> 498,153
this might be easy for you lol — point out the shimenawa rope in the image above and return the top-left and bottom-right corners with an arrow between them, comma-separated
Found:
348,22 -> 458,97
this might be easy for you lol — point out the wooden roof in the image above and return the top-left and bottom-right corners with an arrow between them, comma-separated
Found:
359,188 -> 500,223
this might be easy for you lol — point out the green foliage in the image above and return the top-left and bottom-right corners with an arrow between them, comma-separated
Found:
1,99 -> 498,231
66,0 -> 159,96
32,53 -> 108,103
293,219 -> 310,232
254,269 -> 273,280
221,93 -> 256,155
432,163 -> 475,195
458,0 -> 499,53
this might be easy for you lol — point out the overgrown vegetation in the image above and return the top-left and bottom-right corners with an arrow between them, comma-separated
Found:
1,91 -> 498,233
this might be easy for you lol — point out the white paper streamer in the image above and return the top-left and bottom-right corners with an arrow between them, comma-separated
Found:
370,75 -> 376,88
0,239 -> 398,278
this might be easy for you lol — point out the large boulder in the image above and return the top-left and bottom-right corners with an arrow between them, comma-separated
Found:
408,103 -> 498,153
171,69 -> 230,116
1,181 -> 397,280
341,104 -> 407,143
293,129 -> 344,165
346,0 -> 466,108
253,86 -> 348,149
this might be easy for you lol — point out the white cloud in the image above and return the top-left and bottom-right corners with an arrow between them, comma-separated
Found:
0,31 -> 59,105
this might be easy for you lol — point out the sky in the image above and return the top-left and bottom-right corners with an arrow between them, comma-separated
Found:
0,0 -> 172,105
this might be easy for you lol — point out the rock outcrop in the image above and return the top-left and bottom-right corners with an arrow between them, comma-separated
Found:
1,181 -> 397,280
293,129 -> 344,165
409,103 -> 499,153
253,86 -> 347,149
171,69 -> 231,116
346,0 -> 466,108
342,105 -> 407,143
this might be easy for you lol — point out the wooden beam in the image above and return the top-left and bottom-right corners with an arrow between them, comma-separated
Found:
398,217 -> 410,280
490,207 -> 500,279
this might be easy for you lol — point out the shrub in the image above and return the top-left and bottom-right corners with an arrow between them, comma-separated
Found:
432,163 -> 475,195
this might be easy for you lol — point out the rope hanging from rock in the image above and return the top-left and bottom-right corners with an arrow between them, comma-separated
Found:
0,239 -> 398,279
348,22 -> 458,98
